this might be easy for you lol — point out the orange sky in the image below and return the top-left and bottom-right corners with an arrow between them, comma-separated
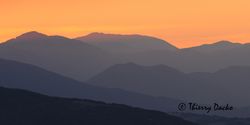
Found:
0,0 -> 250,48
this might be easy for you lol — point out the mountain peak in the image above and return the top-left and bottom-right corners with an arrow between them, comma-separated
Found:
16,31 -> 48,40
82,32 -> 114,38
83,32 -> 127,39
214,40 -> 235,45
113,62 -> 143,70
185,40 -> 243,53
76,32 -> 178,53
87,32 -> 106,36
80,32 -> 167,40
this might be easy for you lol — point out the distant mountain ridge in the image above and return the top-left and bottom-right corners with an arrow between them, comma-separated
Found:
76,32 -> 250,73
76,32 -> 178,53
0,31 -> 119,81
117,41 -> 250,73
184,40 -> 243,53
88,63 -> 250,107
0,58 -> 181,113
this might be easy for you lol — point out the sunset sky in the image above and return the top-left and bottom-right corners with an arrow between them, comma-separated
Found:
1,0 -> 250,48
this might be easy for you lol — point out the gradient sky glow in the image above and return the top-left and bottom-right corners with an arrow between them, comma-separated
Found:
1,0 -> 250,48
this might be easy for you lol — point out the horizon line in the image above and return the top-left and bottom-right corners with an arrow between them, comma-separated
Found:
0,31 -> 249,49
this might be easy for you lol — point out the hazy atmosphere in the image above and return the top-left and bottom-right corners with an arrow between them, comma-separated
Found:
1,0 -> 250,124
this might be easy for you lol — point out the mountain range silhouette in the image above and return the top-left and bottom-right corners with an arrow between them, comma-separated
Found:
1,31 -> 250,80
1,31 -> 250,119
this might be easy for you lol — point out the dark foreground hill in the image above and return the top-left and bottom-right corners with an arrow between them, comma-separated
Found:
0,87 -> 196,125
172,113 -> 250,125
